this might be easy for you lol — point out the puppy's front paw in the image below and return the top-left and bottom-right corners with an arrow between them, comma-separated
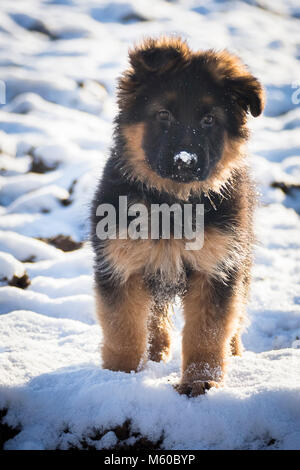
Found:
174,380 -> 219,397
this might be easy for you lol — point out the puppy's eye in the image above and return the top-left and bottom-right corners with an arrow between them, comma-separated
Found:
158,110 -> 171,121
201,114 -> 215,128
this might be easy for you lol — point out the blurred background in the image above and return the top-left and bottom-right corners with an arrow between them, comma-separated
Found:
0,0 -> 300,451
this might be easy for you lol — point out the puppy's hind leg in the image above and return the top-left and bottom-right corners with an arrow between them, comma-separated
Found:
230,331 -> 243,356
95,274 -> 151,373
148,303 -> 172,363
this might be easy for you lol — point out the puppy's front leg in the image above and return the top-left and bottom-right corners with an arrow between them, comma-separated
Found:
95,274 -> 151,373
177,271 -> 241,397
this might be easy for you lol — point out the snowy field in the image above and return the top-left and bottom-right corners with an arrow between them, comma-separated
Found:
1,0 -> 300,451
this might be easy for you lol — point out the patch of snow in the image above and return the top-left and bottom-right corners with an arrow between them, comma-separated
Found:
174,151 -> 198,165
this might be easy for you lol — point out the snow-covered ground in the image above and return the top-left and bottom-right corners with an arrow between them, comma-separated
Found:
1,0 -> 300,450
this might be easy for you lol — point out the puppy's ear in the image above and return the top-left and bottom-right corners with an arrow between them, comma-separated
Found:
226,74 -> 265,117
117,37 -> 190,109
209,51 -> 265,117
129,38 -> 189,76
130,47 -> 181,74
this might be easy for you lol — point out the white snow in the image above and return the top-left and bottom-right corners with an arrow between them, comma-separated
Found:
174,151 -> 198,165
0,231 -> 63,262
0,0 -> 300,451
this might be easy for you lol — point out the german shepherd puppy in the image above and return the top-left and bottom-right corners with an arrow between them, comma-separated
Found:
90,37 -> 264,396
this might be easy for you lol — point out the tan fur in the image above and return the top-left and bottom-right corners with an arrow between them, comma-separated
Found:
230,332 -> 243,356
102,227 -> 241,285
95,274 -> 151,372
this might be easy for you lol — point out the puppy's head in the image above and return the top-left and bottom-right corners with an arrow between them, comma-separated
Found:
117,37 -> 264,189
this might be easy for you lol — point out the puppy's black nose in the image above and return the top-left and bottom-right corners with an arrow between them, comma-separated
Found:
174,151 -> 198,170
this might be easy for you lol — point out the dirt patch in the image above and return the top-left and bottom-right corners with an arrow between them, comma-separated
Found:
121,12 -> 149,23
0,409 -> 21,450
22,255 -> 36,263
271,181 -> 300,195
29,156 -> 59,174
60,420 -> 163,450
8,272 -> 31,289
38,235 -> 83,252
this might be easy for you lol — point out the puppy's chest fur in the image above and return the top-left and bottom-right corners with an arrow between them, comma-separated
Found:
140,226 -> 236,304
102,220 -> 239,301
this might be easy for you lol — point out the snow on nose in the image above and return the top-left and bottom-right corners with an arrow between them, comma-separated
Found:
174,151 -> 198,166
